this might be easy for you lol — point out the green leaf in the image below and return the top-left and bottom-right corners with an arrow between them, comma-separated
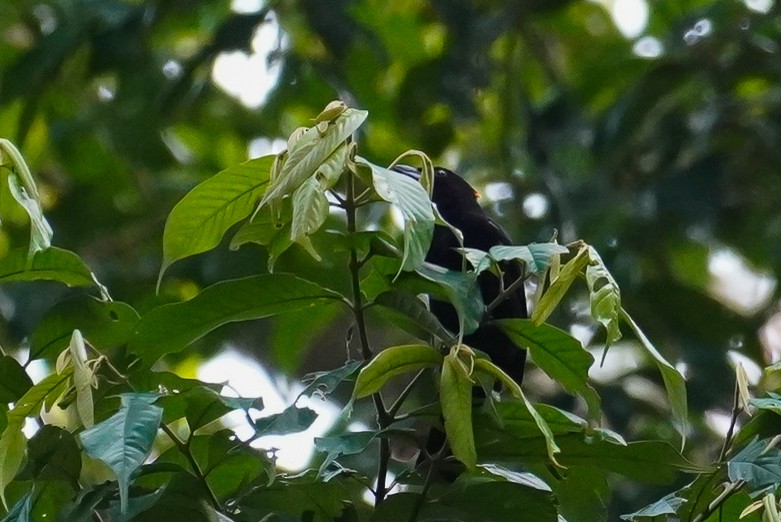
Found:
240,481 -> 346,520
473,357 -> 560,465
79,393 -> 163,513
253,405 -> 318,436
159,155 -> 274,282
412,262 -> 483,335
22,425 -> 81,484
497,319 -> 601,420
0,368 -> 73,508
0,246 -> 95,287
358,158 -> 435,272
621,308 -> 688,444
28,296 -> 139,361
1,491 -> 32,522
586,246 -> 622,349
260,108 -> 367,206
300,360 -> 363,399
157,384 -> 254,430
620,491 -> 686,520
488,243 -> 569,276
441,352 -> 476,469
374,290 -> 456,344
0,356 -> 32,403
353,344 -> 442,399
130,274 -> 344,366
532,245 -> 589,325
728,438 -> 781,489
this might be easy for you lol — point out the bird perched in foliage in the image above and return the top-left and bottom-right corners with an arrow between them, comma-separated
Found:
393,165 -> 527,385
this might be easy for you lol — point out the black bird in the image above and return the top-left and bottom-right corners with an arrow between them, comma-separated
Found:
393,165 -> 527,385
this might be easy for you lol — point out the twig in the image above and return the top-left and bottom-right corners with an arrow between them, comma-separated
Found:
719,377 -> 743,461
691,480 -> 745,522
388,369 -> 427,419
344,170 -> 392,504
485,273 -> 528,315
159,423 -> 223,510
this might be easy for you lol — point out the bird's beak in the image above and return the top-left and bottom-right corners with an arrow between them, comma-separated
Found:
391,164 -> 420,180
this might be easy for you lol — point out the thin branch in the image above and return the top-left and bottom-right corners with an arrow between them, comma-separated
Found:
691,480 -> 745,522
344,169 -> 392,504
719,377 -> 743,461
486,272 -> 529,316
388,369 -> 427,418
160,423 -> 223,510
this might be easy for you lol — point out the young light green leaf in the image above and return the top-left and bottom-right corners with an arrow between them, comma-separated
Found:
80,393 -> 163,513
473,357 -> 560,465
532,244 -> 589,325
441,352 -> 476,468
497,319 -> 601,421
159,155 -> 274,284
7,172 -> 53,256
0,246 -> 95,287
131,274 -> 344,367
359,158 -> 435,272
586,246 -> 622,350
620,308 -> 688,445
260,108 -> 367,207
69,329 -> 95,428
290,176 -> 328,255
353,344 -> 442,399
0,367 -> 73,508
489,243 -> 570,276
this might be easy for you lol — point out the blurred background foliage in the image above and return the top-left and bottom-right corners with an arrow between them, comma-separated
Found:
2,0 -> 781,516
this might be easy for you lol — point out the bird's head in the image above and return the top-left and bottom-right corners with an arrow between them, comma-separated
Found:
391,164 -> 481,220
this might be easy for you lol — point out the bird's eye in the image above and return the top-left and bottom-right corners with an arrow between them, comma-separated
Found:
435,169 -> 447,178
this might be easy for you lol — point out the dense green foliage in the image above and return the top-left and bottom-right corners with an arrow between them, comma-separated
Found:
2,0 -> 781,520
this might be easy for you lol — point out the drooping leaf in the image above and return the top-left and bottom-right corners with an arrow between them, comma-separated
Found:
412,262 -> 483,335
159,155 -> 274,282
353,344 -> 442,399
359,158 -> 435,272
69,330 -> 95,428
0,246 -> 95,287
289,176 -> 328,256
473,357 -> 560,464
497,319 -> 601,420
130,274 -> 344,366
79,393 -> 163,513
6,172 -> 52,257
441,351 -> 476,469
621,308 -> 688,444
586,246 -> 622,349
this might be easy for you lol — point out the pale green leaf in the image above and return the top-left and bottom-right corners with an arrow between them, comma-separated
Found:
586,246 -> 622,348
7,172 -> 52,256
69,329 -> 95,428
260,108 -> 366,206
489,243 -> 569,276
360,158 -> 435,272
0,246 -> 95,287
621,309 -> 688,445
532,245 -> 589,325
